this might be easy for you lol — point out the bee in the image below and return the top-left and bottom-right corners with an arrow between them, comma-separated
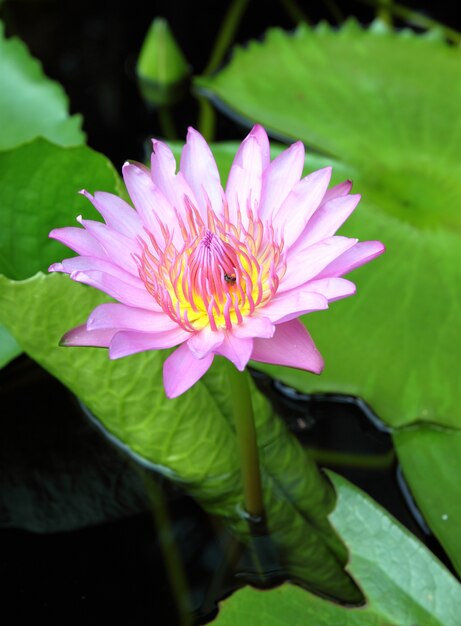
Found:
224,273 -> 236,284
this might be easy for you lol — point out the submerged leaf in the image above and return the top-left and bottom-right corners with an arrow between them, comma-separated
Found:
394,426 -> 461,577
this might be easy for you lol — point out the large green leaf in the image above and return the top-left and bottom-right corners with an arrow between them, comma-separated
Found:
0,21 -> 84,150
197,22 -> 461,571
211,472 -> 461,626
0,139 -> 121,280
197,19 -> 461,172
394,426 -> 461,576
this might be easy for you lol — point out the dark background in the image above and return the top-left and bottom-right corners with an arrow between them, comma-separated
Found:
2,0 -> 460,168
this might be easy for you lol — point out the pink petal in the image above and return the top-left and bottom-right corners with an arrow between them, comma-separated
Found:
274,167 -> 332,249
258,141 -> 305,221
262,291 -> 328,324
216,335 -> 253,371
87,302 -> 176,332
163,343 -> 214,398
151,139 -> 199,216
71,270 -> 158,310
231,315 -> 275,340
249,125 -> 271,170
49,226 -> 106,258
122,162 -> 178,239
180,127 -> 224,216
302,277 -> 356,302
251,319 -> 324,373
80,190 -> 142,238
321,179 -> 352,204
77,217 -> 139,275
50,255 -> 147,294
109,327 -> 190,359
281,236 -> 358,292
60,324 -> 116,348
225,134 -> 262,224
187,326 -> 224,359
295,194 -> 361,249
317,240 -> 386,279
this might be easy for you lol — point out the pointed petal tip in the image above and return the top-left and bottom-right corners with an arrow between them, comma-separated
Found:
186,126 -> 201,139
313,355 -> 325,375
151,137 -> 165,152
48,262 -> 63,272
122,160 -> 143,174
163,344 -> 214,398
58,334 -> 70,347
249,123 -> 267,137
59,325 -> 85,347
244,124 -> 269,144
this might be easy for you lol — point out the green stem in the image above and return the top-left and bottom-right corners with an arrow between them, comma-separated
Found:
376,0 -> 393,26
197,0 -> 249,141
141,470 -> 193,626
228,365 -> 265,519
278,0 -> 310,25
356,0 -> 461,44
203,0 -> 250,76
157,106 -> 177,140
197,97 -> 216,143
321,0 -> 344,24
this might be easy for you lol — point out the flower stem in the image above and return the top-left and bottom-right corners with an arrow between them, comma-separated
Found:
203,0 -> 250,76
157,106 -> 177,140
357,0 -> 461,44
228,365 -> 265,520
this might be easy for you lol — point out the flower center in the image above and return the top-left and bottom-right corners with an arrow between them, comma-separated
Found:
137,201 -> 285,332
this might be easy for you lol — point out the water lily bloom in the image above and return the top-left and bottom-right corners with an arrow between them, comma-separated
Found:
49,126 -> 384,397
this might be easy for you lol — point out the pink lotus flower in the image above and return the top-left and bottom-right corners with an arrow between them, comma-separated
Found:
49,126 -> 384,398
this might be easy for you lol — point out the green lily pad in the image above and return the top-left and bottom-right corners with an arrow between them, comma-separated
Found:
0,139 -> 121,280
196,22 -> 461,572
211,472 -> 461,626
394,426 -> 461,576
0,21 -> 84,150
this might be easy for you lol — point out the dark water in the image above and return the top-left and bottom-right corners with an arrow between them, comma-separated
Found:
0,356 -> 451,626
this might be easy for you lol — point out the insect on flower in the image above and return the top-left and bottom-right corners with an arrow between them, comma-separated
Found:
49,125 -> 384,397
